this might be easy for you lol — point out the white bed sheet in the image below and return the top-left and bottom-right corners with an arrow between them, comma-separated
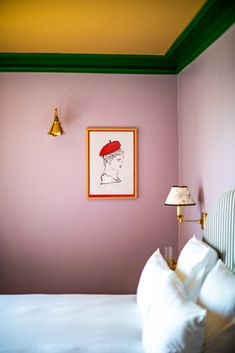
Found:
0,294 -> 144,353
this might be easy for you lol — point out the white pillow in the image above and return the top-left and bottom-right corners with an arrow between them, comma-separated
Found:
176,235 -> 218,301
137,249 -> 172,319
198,259 -> 235,343
143,272 -> 206,353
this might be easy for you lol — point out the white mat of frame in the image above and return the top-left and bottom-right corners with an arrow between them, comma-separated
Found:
203,189 -> 235,272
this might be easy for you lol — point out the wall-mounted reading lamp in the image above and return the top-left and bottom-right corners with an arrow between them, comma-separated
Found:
164,186 -> 207,230
48,108 -> 65,136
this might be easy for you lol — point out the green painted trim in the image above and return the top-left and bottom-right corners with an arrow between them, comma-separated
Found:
0,0 -> 234,74
166,0 -> 235,73
0,53 -> 177,74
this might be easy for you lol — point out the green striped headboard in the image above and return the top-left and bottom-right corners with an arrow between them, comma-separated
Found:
203,189 -> 235,272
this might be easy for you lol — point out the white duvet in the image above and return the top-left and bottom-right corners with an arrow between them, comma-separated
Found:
0,294 -> 144,353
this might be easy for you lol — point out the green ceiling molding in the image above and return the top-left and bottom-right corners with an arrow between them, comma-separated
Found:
166,0 -> 235,73
0,0 -> 234,75
0,53 -> 176,74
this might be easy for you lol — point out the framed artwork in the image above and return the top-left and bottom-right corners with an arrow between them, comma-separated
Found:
86,127 -> 137,199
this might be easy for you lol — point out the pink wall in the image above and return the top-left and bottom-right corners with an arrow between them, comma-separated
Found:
177,25 -> 235,250
0,73 -> 178,294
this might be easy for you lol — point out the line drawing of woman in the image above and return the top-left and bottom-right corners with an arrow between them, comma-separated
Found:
99,140 -> 124,184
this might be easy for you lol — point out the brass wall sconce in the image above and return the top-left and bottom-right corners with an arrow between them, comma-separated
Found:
165,186 -> 207,230
48,108 -> 65,136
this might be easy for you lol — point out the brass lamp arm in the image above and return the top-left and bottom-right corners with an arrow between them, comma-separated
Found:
176,206 -> 207,230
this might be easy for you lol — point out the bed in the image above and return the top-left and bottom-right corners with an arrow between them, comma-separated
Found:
0,294 -> 144,353
0,189 -> 235,353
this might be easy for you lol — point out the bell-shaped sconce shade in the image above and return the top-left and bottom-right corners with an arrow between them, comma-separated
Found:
48,108 -> 65,136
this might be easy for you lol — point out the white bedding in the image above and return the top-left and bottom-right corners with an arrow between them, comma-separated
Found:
0,294 -> 144,353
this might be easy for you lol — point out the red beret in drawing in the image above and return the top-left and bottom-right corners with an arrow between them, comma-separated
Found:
99,140 -> 121,156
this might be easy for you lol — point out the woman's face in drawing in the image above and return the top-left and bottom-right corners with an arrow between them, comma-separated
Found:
109,153 -> 124,171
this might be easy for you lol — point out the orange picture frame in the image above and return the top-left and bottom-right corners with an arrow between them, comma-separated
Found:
86,127 -> 137,199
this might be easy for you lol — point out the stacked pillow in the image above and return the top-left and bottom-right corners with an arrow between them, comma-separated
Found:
175,235 -> 218,301
176,236 -> 235,348
137,249 -> 173,319
137,236 -> 235,353
197,259 -> 235,343
137,248 -> 206,353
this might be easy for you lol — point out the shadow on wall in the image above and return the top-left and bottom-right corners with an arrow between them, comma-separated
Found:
198,184 -> 205,213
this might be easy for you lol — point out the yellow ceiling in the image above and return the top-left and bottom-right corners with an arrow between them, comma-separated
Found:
0,0 -> 206,55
